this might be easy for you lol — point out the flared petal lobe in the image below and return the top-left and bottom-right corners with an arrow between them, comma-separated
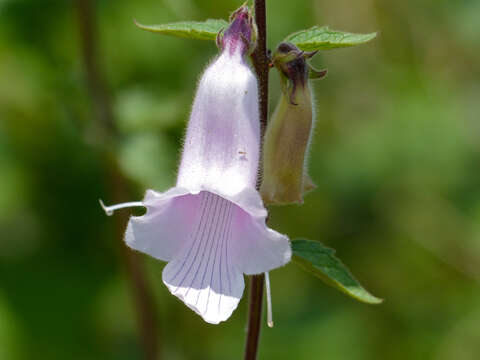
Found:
125,188 -> 195,262
126,189 -> 291,324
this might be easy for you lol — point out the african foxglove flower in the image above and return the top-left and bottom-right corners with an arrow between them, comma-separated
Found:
260,42 -> 326,204
100,6 -> 291,324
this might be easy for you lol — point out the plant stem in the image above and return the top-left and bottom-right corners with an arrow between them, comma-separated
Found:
245,1 -> 269,360
75,1 -> 159,359
251,0 -> 269,141
244,274 -> 265,360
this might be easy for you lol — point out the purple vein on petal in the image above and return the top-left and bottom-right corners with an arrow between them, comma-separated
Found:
195,198 -> 226,306
224,206 -> 233,295
225,209 -> 235,294
205,201 -> 232,313
174,193 -> 218,291
192,195 -> 226,304
177,193 -> 217,293
183,194 -> 221,297
200,199 -> 228,307
217,204 -> 232,312
170,191 -> 210,283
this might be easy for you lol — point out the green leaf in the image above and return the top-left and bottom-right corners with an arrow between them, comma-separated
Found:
291,239 -> 383,304
285,26 -> 377,51
134,18 -> 229,41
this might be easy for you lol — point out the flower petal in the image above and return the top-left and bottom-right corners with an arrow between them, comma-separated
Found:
230,204 -> 291,275
176,50 -> 260,197
162,192 -> 244,324
125,187 -> 290,323
125,187 -> 200,262
222,187 -> 292,275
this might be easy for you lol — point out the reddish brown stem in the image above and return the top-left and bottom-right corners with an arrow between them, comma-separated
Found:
244,274 -> 266,360
245,1 -> 269,360
251,0 -> 270,141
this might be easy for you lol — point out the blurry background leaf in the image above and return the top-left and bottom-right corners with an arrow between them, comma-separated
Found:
0,293 -> 22,360
134,18 -> 228,40
285,26 -> 376,51
115,87 -> 186,132
118,132 -> 176,191
292,239 -> 382,304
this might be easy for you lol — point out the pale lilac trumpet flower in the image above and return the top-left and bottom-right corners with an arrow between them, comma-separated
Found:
100,7 -> 291,324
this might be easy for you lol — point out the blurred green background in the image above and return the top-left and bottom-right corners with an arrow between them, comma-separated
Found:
1,0 -> 480,359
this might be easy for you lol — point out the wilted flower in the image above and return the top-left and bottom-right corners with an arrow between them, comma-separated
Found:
260,42 -> 326,205
100,6 -> 291,324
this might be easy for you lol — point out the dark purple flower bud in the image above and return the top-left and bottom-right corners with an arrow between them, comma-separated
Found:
217,5 -> 257,56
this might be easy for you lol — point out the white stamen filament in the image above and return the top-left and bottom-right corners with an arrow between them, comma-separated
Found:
265,271 -> 274,328
99,199 -> 144,216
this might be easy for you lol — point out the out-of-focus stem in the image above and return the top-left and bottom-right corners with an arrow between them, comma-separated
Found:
245,1 -> 269,360
75,0 -> 115,138
105,155 -> 159,360
75,1 -> 159,359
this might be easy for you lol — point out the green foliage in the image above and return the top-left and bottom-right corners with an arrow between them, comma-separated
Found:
291,239 -> 382,304
285,26 -> 376,51
133,19 -> 376,53
134,19 -> 229,41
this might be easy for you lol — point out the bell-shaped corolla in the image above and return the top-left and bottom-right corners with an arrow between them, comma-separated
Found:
100,6 -> 291,324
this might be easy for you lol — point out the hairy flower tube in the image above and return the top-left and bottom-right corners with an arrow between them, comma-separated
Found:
260,42 -> 326,205
100,6 -> 291,324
